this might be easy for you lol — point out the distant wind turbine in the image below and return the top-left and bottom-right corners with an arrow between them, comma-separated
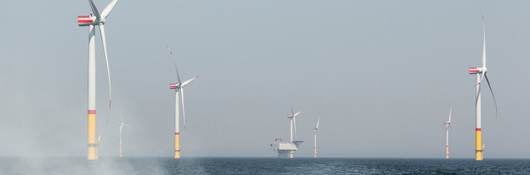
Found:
313,117 -> 320,158
288,108 -> 302,143
119,117 -> 127,158
287,108 -> 303,158
167,47 -> 197,159
443,107 -> 452,159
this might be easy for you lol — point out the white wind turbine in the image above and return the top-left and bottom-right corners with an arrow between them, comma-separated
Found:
467,16 -> 498,161
313,117 -> 320,158
287,108 -> 303,158
443,107 -> 452,159
77,0 -> 119,160
167,48 -> 197,159
119,117 -> 127,158
288,108 -> 302,143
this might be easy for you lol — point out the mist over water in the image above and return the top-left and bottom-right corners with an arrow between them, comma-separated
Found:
2,158 -> 530,175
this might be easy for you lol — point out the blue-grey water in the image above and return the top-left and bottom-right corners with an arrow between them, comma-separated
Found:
2,158 -> 530,175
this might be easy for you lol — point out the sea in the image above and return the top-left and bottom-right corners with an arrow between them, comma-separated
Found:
2,158 -> 530,175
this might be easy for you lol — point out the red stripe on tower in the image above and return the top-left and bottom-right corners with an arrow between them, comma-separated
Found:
88,109 -> 96,114
475,128 -> 481,131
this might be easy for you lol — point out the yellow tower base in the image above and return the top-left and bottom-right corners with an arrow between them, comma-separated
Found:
475,128 -> 483,161
88,111 -> 98,160
174,132 -> 181,159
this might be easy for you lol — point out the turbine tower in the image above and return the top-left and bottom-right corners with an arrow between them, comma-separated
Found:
467,17 -> 498,161
77,0 -> 118,160
443,107 -> 452,159
313,117 -> 320,158
167,48 -> 197,159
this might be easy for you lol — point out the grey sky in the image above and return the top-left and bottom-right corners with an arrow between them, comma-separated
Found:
2,0 -> 530,158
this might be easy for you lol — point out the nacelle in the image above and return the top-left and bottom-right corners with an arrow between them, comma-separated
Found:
169,83 -> 179,89
468,67 -> 482,74
77,15 -> 96,26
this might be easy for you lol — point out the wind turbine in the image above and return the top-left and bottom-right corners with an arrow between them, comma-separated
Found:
467,17 -> 498,161
167,47 -> 197,159
287,108 -> 303,158
443,107 -> 452,159
118,113 -> 127,158
287,108 -> 302,143
77,0 -> 118,160
313,117 -> 320,158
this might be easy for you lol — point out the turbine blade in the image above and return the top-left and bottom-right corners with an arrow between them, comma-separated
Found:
448,106 -> 452,122
181,88 -> 186,127
89,25 -> 96,38
99,24 -> 112,110
101,0 -> 118,18
315,117 -> 320,129
165,45 -> 182,84
475,83 -> 482,108
482,16 -> 487,67
474,73 -> 486,107
177,73 -> 182,86
88,0 -> 101,18
181,76 -> 197,87
484,73 -> 499,118
294,111 -> 301,117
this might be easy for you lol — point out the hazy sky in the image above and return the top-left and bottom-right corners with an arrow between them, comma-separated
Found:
2,0 -> 530,158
